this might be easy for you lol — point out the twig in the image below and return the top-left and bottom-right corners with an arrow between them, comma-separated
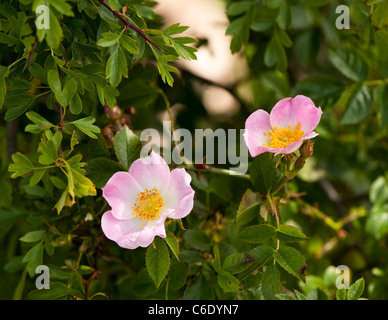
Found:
26,35 -> 37,70
98,0 -> 164,52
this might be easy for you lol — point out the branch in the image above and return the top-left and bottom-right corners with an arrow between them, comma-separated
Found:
98,0 -> 164,53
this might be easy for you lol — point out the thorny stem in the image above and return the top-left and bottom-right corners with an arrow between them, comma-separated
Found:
98,0 -> 164,52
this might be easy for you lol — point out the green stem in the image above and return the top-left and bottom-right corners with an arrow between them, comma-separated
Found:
184,164 -> 251,181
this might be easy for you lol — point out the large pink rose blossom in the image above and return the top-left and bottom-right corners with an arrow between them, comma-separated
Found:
243,95 -> 322,157
101,151 -> 195,249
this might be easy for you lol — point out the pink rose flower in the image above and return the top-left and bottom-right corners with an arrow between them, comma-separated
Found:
243,95 -> 322,157
101,151 -> 195,249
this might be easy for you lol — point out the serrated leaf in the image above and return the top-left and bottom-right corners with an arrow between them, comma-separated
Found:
72,116 -> 100,139
340,83 -> 372,125
328,47 -> 368,81
261,264 -> 281,300
347,278 -> 365,300
222,253 -> 255,274
165,231 -> 179,260
239,224 -> 276,244
273,245 -> 306,282
249,153 -> 284,195
85,158 -> 122,189
217,270 -> 240,293
183,275 -> 214,300
183,229 -> 210,251
277,224 -> 308,242
146,237 -> 170,289
114,125 -> 141,170
236,188 -> 263,226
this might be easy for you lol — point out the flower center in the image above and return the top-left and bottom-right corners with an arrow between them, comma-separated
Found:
263,122 -> 304,148
132,187 -> 164,225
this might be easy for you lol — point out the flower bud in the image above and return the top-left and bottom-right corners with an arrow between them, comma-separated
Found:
299,139 -> 314,158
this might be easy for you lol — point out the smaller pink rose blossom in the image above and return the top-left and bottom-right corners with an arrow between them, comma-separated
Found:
243,95 -> 322,157
101,151 -> 195,249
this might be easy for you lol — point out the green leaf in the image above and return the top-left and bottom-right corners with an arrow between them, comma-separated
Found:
226,1 -> 253,16
273,245 -> 306,282
114,126 -> 141,170
27,282 -> 68,300
4,94 -> 35,121
97,32 -> 120,47
69,92 -> 82,115
340,83 -> 372,125
277,224 -> 308,242
249,153 -> 284,195
336,287 -> 347,300
19,230 -> 46,243
22,241 -> 44,277
183,229 -> 211,252
72,116 -> 101,139
106,45 -> 128,87
239,224 -> 276,244
371,2 -> 388,28
235,188 -> 263,226
374,84 -> 388,127
8,152 -> 34,178
37,9 -> 63,49
85,158 -> 122,189
26,111 -> 54,132
222,253 -> 255,274
165,231 -> 180,260
146,237 -> 170,289
370,176 -> 388,205
0,65 -> 8,110
264,32 -> 287,71
276,293 -> 296,300
261,264 -> 282,300
328,47 -> 368,81
152,50 -> 179,87
120,34 -> 139,54
38,131 -> 62,165
168,261 -> 188,290
217,270 -> 240,293
248,245 -> 274,265
183,275 -> 214,300
49,0 -> 74,16
347,278 -> 365,300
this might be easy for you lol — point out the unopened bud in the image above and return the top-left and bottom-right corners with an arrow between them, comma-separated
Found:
300,139 -> 314,158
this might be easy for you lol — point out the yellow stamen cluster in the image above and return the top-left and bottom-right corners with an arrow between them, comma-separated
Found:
132,187 -> 164,225
263,122 -> 304,148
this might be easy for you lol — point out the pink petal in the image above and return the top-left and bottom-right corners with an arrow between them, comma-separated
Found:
101,210 -> 143,243
129,151 -> 171,195
274,139 -> 304,155
270,95 -> 322,134
243,109 -> 272,157
136,214 -> 168,247
102,172 -> 143,220
162,168 -> 195,219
